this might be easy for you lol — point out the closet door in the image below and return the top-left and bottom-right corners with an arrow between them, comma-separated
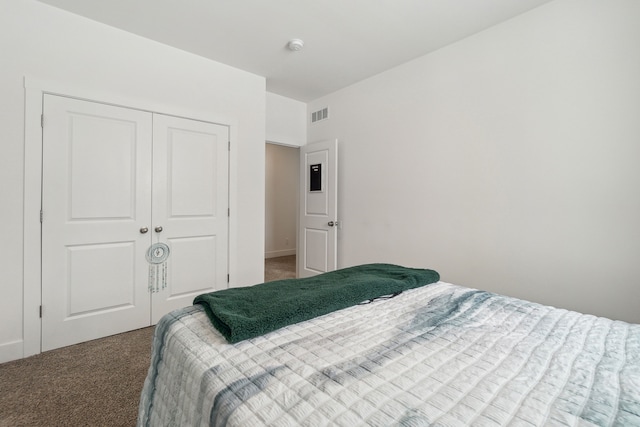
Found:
150,114 -> 229,323
41,95 -> 153,351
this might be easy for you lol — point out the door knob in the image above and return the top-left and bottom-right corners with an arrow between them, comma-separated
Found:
155,226 -> 163,233
328,221 -> 335,227
140,227 -> 149,234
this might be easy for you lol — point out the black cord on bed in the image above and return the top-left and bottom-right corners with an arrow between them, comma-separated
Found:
358,291 -> 403,305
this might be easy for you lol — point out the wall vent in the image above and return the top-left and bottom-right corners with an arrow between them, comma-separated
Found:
311,107 -> 329,123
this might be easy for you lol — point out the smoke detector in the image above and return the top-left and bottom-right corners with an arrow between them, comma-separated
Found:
287,39 -> 304,51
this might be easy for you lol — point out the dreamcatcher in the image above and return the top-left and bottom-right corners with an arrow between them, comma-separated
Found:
146,242 -> 170,293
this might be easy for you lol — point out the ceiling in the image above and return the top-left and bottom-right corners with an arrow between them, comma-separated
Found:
36,0 -> 554,102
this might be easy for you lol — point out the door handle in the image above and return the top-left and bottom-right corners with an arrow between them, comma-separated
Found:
140,227 -> 149,234
154,226 -> 163,233
328,221 -> 335,227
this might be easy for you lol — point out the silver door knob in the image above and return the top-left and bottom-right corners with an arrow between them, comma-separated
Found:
155,226 -> 163,233
328,221 -> 335,227
140,227 -> 149,234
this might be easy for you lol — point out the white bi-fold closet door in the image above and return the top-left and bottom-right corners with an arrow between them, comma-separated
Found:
41,95 -> 229,351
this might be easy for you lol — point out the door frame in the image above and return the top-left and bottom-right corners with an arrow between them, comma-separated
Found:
23,77 -> 236,358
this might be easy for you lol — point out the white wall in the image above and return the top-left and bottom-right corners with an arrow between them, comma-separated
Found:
308,0 -> 640,324
265,144 -> 299,258
0,0 -> 266,362
266,92 -> 307,147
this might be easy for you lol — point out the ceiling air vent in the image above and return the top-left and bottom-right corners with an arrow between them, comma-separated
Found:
311,107 -> 329,123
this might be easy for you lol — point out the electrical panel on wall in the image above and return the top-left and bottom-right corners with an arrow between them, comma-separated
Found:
311,107 -> 329,123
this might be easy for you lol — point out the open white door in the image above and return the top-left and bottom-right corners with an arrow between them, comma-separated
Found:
298,139 -> 338,278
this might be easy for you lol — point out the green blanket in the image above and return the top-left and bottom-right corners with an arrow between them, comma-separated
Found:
193,263 -> 440,343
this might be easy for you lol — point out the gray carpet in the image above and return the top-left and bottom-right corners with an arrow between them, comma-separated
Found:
0,326 -> 154,427
264,255 -> 296,282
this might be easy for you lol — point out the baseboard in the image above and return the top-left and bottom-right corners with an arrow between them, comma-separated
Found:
265,249 -> 296,259
0,339 -> 24,364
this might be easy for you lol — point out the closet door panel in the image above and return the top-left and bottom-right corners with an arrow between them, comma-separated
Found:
168,129 -> 218,217
41,95 -> 152,351
151,114 -> 229,323
167,235 -> 217,294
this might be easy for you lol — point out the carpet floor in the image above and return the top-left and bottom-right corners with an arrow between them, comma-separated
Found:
0,326 -> 154,427
0,257 -> 295,426
264,255 -> 296,282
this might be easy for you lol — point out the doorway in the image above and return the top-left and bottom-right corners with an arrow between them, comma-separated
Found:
265,142 -> 299,281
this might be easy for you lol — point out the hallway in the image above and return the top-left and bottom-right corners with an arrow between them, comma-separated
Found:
264,255 -> 296,282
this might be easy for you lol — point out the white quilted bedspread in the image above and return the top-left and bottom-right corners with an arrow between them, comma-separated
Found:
138,282 -> 640,426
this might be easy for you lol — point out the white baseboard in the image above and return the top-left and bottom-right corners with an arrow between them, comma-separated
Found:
0,339 -> 24,364
265,249 -> 296,259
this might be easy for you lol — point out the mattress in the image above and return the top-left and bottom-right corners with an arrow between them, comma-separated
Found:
137,282 -> 640,426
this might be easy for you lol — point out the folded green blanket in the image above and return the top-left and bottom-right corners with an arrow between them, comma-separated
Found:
193,263 -> 440,343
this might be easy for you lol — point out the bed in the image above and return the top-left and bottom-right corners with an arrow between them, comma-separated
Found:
137,264 -> 640,426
